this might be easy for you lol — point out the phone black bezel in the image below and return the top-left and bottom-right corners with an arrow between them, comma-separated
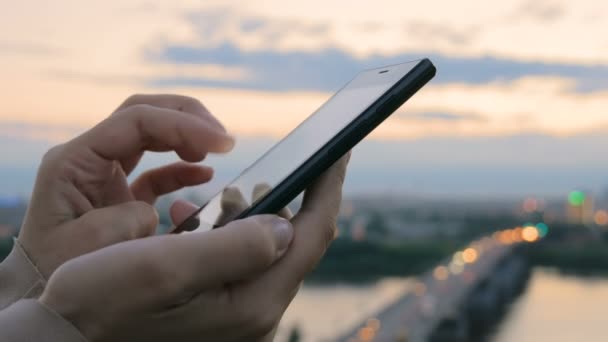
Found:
231,59 -> 436,221
174,59 -> 436,232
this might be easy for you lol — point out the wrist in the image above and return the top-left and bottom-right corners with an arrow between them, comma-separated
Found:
39,289 -> 102,342
0,238 -> 46,309
0,299 -> 88,342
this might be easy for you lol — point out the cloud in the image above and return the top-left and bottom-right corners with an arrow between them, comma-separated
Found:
398,112 -> 486,122
149,42 -> 608,93
3,0 -> 608,145
0,121 -> 86,143
3,73 -> 607,143
404,21 -> 477,45
160,0 -> 608,65
45,63 -> 252,86
514,0 -> 565,22
0,41 -> 64,57
375,76 -> 608,139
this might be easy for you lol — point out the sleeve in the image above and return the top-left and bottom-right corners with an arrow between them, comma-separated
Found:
0,238 -> 46,310
0,299 -> 88,342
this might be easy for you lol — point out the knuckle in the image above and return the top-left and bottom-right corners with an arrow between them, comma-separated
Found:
321,216 -> 338,250
240,306 -> 278,337
334,168 -> 347,186
178,95 -> 203,112
123,103 -> 152,116
127,202 -> 158,238
41,144 -> 65,166
123,93 -> 145,107
39,144 -> 78,181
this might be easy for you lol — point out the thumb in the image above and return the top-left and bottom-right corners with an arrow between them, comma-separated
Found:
171,215 -> 293,290
66,201 -> 158,252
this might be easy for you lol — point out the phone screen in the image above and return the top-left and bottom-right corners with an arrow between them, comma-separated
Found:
182,61 -> 419,231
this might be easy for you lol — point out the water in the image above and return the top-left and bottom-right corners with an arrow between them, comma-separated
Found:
274,269 -> 608,342
492,267 -> 608,342
274,277 -> 413,342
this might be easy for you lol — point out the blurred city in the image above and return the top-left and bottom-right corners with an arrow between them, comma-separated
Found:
2,1 -> 608,341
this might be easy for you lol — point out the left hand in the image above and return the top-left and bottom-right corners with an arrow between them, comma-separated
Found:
19,94 -> 234,278
39,154 -> 349,342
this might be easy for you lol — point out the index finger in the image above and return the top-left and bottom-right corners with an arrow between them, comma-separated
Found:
73,104 -> 235,163
115,94 -> 226,133
245,152 -> 350,297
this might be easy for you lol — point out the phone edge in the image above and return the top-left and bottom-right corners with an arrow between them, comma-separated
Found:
233,59 -> 437,221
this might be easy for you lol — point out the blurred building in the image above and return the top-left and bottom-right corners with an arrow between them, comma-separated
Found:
566,191 -> 594,225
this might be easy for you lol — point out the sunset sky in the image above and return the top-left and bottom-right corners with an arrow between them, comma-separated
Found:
1,0 -> 608,198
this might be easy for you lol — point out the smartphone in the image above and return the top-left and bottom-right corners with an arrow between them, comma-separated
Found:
175,59 -> 436,233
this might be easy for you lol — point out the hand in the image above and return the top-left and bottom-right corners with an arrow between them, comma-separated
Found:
18,94 -> 234,278
39,154 -> 349,342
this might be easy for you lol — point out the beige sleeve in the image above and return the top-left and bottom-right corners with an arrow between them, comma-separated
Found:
0,299 -> 87,342
0,238 -> 46,310
0,241 -> 88,341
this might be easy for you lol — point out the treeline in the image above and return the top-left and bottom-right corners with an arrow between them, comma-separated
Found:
526,242 -> 608,274
0,238 -> 12,261
308,239 -> 460,283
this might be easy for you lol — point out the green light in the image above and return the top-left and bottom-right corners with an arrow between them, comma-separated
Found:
536,223 -> 549,238
568,191 -> 586,207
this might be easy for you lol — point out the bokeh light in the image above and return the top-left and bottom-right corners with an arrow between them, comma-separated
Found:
358,326 -> 375,341
414,281 -> 427,296
462,247 -> 479,263
366,318 -> 381,331
512,227 -> 524,243
594,210 -> 608,226
433,266 -> 449,281
452,251 -> 465,266
568,191 -> 586,207
536,222 -> 549,237
522,226 -> 540,242
449,262 -> 464,275
523,198 -> 538,213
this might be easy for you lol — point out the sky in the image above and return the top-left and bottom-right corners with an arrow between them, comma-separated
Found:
1,0 -> 608,198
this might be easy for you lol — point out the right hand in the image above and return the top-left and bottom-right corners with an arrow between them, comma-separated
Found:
18,94 -> 233,279
39,154 -> 349,342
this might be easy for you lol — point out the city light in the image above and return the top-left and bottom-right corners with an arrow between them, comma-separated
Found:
568,191 -> 586,207
493,225 -> 546,245
536,223 -> 549,237
449,262 -> 464,275
522,226 -> 540,242
366,318 -> 381,331
414,281 -> 427,296
512,227 -> 524,243
523,198 -> 538,213
452,251 -> 465,266
358,326 -> 375,341
497,230 -> 514,244
462,247 -> 479,263
433,266 -> 449,281
594,210 -> 608,226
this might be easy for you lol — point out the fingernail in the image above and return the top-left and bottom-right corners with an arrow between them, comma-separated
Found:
218,133 -> 236,152
273,217 -> 293,257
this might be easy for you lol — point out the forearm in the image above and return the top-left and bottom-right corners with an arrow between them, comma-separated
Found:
0,299 -> 87,342
0,239 -> 46,310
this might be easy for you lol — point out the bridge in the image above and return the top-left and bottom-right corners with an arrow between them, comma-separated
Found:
335,227 -> 538,342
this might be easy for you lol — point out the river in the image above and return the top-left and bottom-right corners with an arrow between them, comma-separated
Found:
274,277 -> 413,342
274,268 -> 608,341
491,267 -> 608,342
